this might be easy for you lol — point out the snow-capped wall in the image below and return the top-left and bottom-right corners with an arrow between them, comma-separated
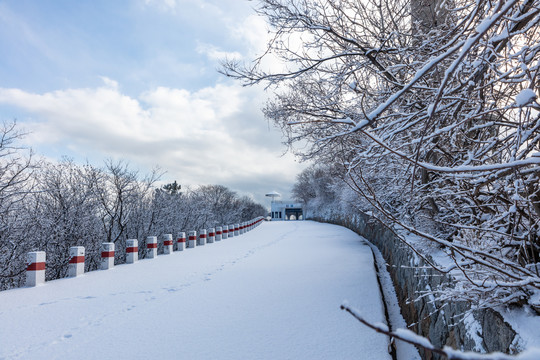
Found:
313,212 -> 518,359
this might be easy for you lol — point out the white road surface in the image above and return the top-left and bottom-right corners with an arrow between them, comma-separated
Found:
0,221 -> 391,360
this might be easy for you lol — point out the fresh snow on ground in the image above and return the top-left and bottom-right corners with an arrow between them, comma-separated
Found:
0,221 -> 392,360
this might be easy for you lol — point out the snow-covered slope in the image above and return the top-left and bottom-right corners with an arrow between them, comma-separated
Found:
0,221 -> 392,360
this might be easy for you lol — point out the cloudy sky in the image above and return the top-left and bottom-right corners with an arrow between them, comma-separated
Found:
0,0 -> 307,205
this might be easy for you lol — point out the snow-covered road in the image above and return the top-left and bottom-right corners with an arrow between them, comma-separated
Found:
0,221 -> 391,360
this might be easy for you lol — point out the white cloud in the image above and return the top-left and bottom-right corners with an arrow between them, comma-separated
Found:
0,1 -> 309,204
0,80 -> 306,202
228,14 -> 289,75
196,42 -> 242,62
99,76 -> 119,90
229,14 -> 270,55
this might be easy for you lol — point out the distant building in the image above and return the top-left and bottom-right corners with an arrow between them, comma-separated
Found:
265,191 -> 303,221
270,200 -> 304,221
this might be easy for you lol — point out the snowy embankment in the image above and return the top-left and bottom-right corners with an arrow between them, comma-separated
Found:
0,221 -> 393,360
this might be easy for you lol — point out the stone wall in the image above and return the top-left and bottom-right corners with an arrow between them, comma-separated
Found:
313,212 -> 518,359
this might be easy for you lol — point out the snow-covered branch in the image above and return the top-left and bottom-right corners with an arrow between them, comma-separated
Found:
341,303 -> 540,359
225,0 -> 540,310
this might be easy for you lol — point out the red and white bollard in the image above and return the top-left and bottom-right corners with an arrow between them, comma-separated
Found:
101,243 -> 115,270
234,224 -> 240,236
26,251 -> 46,287
187,231 -> 197,248
126,239 -> 138,263
177,232 -> 186,251
163,234 -> 173,254
222,225 -> 228,239
228,224 -> 234,238
216,226 -> 222,241
147,236 -> 157,258
208,228 -> 215,243
68,246 -> 85,277
198,229 -> 207,246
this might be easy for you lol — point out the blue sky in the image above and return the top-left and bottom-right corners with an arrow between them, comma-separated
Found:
0,0 -> 305,205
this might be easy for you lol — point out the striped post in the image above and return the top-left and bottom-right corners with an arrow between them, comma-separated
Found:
101,243 -> 115,270
126,239 -> 138,263
222,225 -> 228,240
208,228 -> 215,243
228,224 -> 234,238
239,222 -> 244,235
147,236 -> 157,258
68,246 -> 85,277
215,226 -> 222,241
163,234 -> 173,255
234,224 -> 240,236
198,229 -> 207,246
177,232 -> 186,251
26,251 -> 46,287
187,231 -> 197,248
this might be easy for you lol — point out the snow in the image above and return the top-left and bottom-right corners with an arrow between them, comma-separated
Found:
443,347 -> 540,360
530,290 -> 540,306
515,89 -> 537,106
366,241 -> 421,360
0,221 -> 391,360
396,229 -> 540,356
463,312 -> 485,352
394,328 -> 434,350
500,304 -> 540,353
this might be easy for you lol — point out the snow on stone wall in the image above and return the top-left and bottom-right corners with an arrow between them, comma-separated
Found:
313,213 -> 518,359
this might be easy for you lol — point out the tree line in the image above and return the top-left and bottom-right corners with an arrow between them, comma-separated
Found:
0,122 -> 266,291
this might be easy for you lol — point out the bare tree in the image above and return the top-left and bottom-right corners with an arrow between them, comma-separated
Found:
222,0 -> 540,307
0,121 -> 34,289
30,160 -> 103,278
